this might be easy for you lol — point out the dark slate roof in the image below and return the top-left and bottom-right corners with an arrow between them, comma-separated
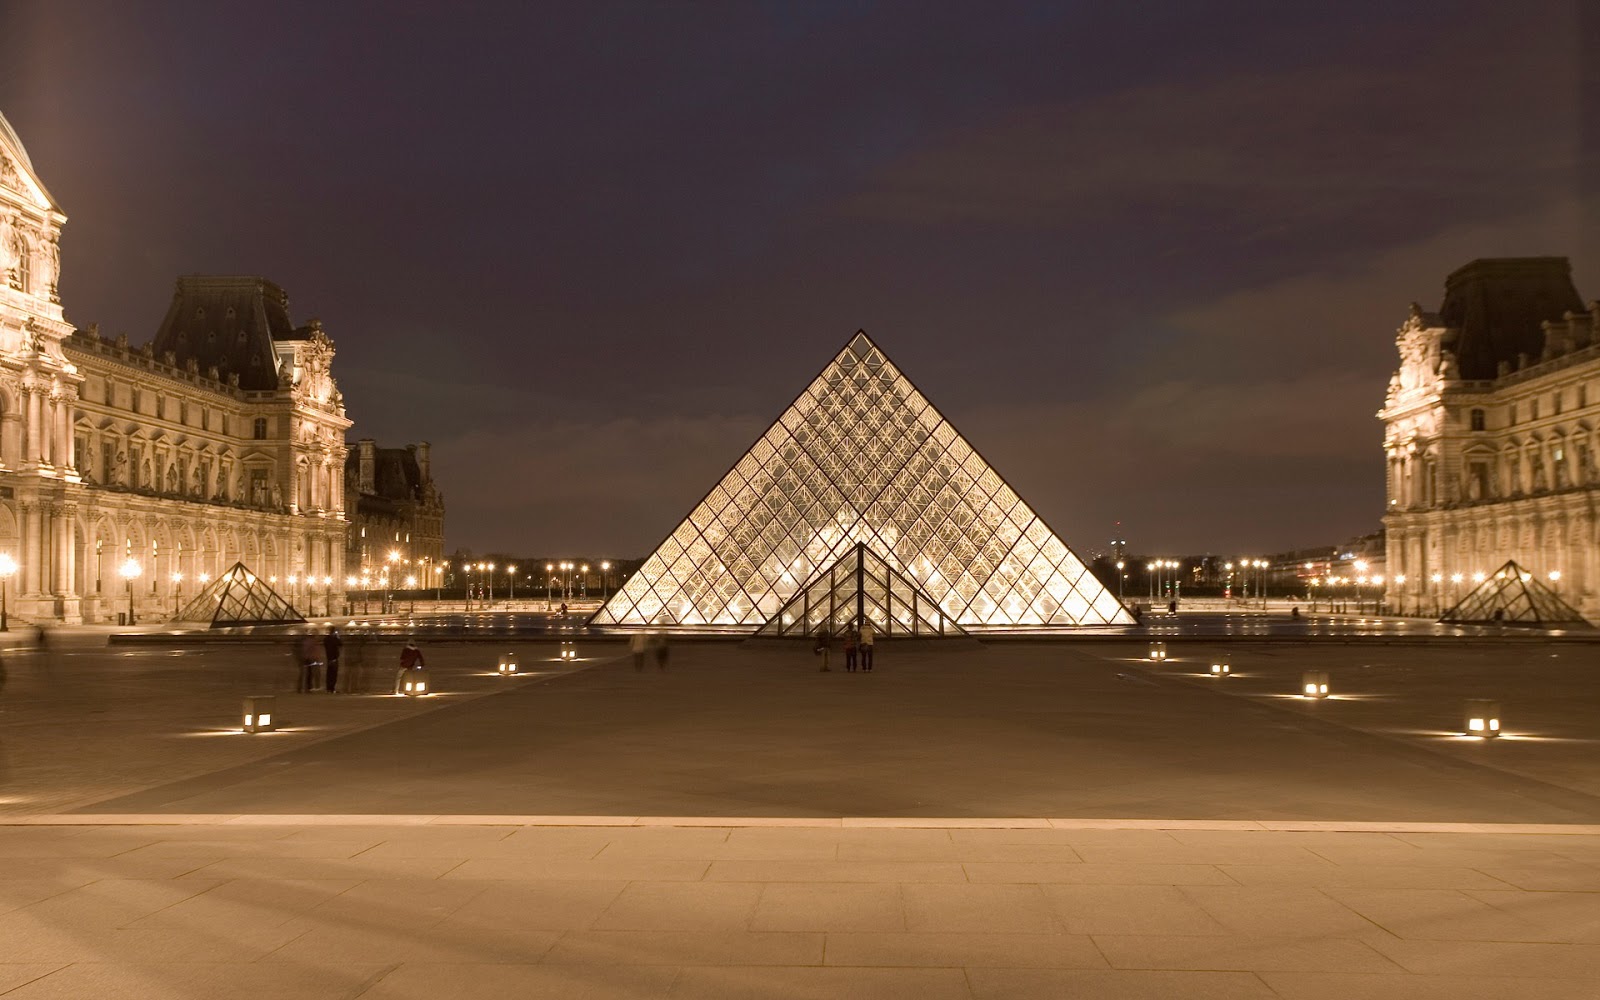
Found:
1439,258 -> 1584,380
150,276 -> 309,391
346,446 -> 427,503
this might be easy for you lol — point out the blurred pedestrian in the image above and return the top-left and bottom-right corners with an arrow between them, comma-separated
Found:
652,633 -> 669,671
323,627 -> 343,693
298,633 -> 323,692
394,639 -> 425,694
858,620 -> 876,672
631,632 -> 648,671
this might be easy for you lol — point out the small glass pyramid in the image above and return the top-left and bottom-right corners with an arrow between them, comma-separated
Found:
592,332 -> 1133,632
755,542 -> 966,637
1438,560 -> 1591,628
174,562 -> 306,627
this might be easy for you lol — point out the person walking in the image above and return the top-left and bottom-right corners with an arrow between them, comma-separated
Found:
652,633 -> 670,671
394,639 -> 425,694
843,627 -> 858,673
323,627 -> 343,693
297,633 -> 322,692
631,632 -> 648,671
858,619 -> 876,672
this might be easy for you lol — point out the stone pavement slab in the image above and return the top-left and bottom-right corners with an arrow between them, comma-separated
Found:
0,821 -> 1592,998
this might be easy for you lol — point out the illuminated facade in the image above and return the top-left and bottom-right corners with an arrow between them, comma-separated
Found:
0,111 -> 350,622
344,439 -> 446,584
1380,258 -> 1599,619
592,332 -> 1132,633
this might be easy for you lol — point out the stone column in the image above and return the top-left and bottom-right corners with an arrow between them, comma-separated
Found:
21,389 -> 35,466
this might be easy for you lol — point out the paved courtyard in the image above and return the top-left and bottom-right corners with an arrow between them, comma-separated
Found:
1,634 -> 1599,997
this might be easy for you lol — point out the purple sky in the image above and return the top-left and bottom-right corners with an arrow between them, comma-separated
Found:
4,2 -> 1596,558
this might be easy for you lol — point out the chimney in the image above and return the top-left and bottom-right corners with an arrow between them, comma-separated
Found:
416,441 -> 431,483
358,438 -> 376,495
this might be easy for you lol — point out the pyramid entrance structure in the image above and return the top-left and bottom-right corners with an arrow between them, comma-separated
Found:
591,332 -> 1133,633
755,543 -> 966,637
1438,560 -> 1591,628
173,562 -> 306,627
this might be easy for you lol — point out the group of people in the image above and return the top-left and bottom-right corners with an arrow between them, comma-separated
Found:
816,620 -> 876,672
294,627 -> 361,693
630,632 -> 670,670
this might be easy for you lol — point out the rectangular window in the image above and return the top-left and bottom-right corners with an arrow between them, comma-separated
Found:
1469,408 -> 1486,431
1532,398 -> 1540,420
1509,403 -> 1517,425
250,469 -> 269,505
1554,392 -> 1562,416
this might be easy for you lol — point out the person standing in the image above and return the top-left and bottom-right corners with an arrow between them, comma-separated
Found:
652,633 -> 670,671
394,639 -> 425,694
858,619 -> 876,672
297,633 -> 322,692
843,627 -> 857,673
323,627 -> 344,693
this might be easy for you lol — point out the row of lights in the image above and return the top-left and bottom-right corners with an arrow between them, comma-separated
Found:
1148,644 -> 1504,738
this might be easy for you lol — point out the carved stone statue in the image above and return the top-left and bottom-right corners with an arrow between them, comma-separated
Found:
114,450 -> 128,485
140,459 -> 151,488
166,465 -> 178,493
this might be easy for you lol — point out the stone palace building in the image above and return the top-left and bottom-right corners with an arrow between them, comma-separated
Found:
1381,257 -> 1599,618
0,111 -> 353,622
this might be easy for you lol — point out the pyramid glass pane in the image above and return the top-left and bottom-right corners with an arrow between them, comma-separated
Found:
592,333 -> 1133,633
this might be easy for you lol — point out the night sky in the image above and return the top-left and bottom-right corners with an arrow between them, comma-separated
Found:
4,2 -> 1596,559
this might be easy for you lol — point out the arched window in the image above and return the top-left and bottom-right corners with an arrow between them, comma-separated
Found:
1470,408 -> 1486,431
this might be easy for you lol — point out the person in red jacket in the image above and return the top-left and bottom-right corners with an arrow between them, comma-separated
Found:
394,640 -> 426,694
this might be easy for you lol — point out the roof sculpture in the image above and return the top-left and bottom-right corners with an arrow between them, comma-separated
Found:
1438,560 -> 1590,628
591,332 -> 1132,632
173,562 -> 306,628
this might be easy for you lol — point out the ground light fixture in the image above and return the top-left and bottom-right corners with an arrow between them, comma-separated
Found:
1464,699 -> 1501,738
560,643 -> 577,661
242,695 -> 275,733
1148,642 -> 1167,661
1302,671 -> 1330,699
1209,659 -> 1230,676
400,669 -> 431,697
498,653 -> 519,676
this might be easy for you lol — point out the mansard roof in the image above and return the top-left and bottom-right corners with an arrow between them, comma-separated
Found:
1439,257 -> 1584,380
150,276 -> 311,391
345,445 -> 428,502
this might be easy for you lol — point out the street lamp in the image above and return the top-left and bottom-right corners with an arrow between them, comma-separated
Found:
345,575 -> 358,616
0,552 -> 16,631
1549,570 -> 1562,597
486,562 -> 496,604
546,562 -> 555,609
601,560 -> 612,598
507,564 -> 517,602
405,574 -> 417,613
172,572 -> 184,617
1115,560 -> 1124,601
120,557 -> 142,624
580,563 -> 589,599
1393,574 -> 1406,616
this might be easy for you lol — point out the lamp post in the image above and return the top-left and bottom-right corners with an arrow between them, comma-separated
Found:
1146,561 -> 1155,604
433,564 -> 443,602
546,563 -> 555,610
346,576 -> 358,616
507,564 -> 517,602
601,560 -> 611,598
120,558 -> 142,624
1393,574 -> 1406,616
322,576 -> 332,618
172,572 -> 184,617
580,564 -> 589,599
1115,560 -> 1124,601
0,552 -> 15,631
1549,570 -> 1562,597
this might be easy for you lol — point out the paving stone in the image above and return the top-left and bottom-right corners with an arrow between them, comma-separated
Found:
824,931 -> 1106,969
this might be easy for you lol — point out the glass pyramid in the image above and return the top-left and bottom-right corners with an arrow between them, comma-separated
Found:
592,332 -> 1133,632
174,562 -> 306,628
755,542 -> 967,637
1438,560 -> 1591,628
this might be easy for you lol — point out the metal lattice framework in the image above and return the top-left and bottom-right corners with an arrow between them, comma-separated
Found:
174,562 -> 306,628
592,332 -> 1133,632
755,543 -> 967,637
1439,560 -> 1590,628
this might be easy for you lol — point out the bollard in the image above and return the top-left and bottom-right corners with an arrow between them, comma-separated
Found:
1301,671 -> 1329,699
398,668 -> 431,697
560,643 -> 577,661
1464,699 -> 1501,738
498,653 -> 519,676
1209,660 -> 1230,677
1148,642 -> 1167,661
243,695 -> 276,733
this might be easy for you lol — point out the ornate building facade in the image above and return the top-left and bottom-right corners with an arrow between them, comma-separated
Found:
344,439 -> 446,586
1380,258 -> 1599,618
0,111 -> 351,622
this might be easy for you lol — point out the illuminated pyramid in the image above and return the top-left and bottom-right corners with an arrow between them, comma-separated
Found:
174,562 -> 306,627
1439,560 -> 1590,628
592,332 -> 1133,632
